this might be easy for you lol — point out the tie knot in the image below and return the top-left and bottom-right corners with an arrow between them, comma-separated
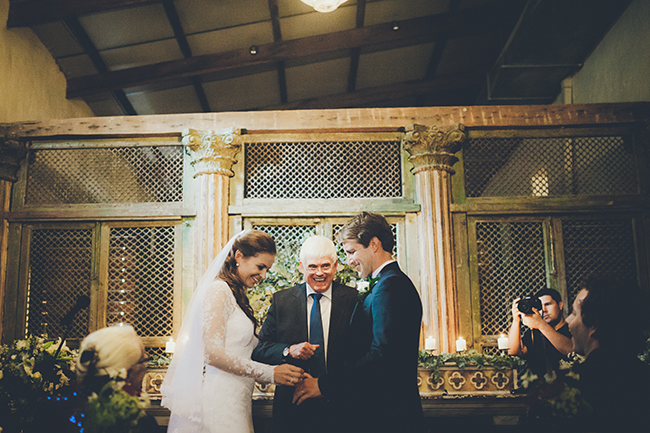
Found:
311,293 -> 322,302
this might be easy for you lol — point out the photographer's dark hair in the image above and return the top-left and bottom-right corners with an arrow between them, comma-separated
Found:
534,288 -> 563,305
338,211 -> 395,254
580,274 -> 650,355
218,230 -> 276,331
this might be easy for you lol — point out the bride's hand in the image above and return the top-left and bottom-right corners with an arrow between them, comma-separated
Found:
274,364 -> 304,386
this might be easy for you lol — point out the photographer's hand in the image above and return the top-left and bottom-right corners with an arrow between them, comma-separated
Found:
511,298 -> 522,320
508,298 -> 525,356
521,307 -> 545,330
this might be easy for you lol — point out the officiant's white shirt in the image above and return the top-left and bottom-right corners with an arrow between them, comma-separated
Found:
306,283 -> 332,364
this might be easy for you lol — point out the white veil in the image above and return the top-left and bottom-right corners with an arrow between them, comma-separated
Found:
161,231 -> 246,429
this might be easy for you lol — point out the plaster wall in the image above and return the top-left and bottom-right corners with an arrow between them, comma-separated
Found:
0,0 -> 94,122
556,0 -> 650,104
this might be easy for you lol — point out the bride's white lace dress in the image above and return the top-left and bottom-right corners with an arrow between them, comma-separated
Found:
169,280 -> 274,433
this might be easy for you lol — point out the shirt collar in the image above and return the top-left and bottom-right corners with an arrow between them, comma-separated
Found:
306,283 -> 332,300
372,260 -> 395,279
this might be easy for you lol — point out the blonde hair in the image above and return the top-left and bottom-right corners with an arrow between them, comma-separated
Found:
76,325 -> 143,383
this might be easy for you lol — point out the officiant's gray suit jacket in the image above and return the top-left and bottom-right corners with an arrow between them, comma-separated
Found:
252,281 -> 358,433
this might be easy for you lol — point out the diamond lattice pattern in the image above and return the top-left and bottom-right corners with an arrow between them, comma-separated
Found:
464,136 -> 636,198
477,221 -> 546,336
26,146 -> 183,204
245,141 -> 402,199
562,217 -> 637,303
26,229 -> 93,339
252,224 -> 317,264
107,226 -> 175,337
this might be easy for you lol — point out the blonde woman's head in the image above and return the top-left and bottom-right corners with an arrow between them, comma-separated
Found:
76,325 -> 145,387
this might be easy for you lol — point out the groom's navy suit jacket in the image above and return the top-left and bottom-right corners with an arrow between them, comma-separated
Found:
319,262 -> 424,433
252,281 -> 358,433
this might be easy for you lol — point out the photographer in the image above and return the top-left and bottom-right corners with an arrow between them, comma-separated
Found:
508,288 -> 573,376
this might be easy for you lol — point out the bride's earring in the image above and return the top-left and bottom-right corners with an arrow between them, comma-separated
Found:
236,262 -> 240,267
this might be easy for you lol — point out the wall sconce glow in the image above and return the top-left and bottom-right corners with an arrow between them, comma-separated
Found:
301,0 -> 348,13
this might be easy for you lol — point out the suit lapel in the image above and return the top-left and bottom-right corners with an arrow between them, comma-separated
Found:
328,282 -> 349,345
292,283 -> 309,342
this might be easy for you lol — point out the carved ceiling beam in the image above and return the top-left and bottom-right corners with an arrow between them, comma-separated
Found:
66,3 -> 509,98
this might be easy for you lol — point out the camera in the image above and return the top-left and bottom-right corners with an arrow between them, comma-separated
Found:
517,296 -> 542,315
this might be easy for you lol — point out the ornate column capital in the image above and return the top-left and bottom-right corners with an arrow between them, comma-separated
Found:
401,123 -> 466,174
182,128 -> 243,177
0,131 -> 27,182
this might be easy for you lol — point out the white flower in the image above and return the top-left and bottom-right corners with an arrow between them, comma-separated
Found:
16,340 -> 28,350
356,281 -> 369,292
543,370 -> 557,384
519,370 -> 538,389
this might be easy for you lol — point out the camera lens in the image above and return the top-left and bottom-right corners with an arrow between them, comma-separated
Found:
517,296 -> 542,314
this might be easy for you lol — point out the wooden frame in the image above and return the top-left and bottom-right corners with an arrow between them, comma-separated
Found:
5,220 -> 184,347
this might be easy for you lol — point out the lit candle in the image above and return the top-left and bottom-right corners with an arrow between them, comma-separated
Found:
498,334 -> 509,350
455,337 -> 466,352
425,336 -> 436,351
165,339 -> 176,354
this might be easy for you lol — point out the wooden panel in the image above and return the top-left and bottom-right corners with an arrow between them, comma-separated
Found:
1,223 -> 22,343
453,212 -> 473,346
9,103 -> 649,139
450,196 -> 650,215
231,199 -> 420,217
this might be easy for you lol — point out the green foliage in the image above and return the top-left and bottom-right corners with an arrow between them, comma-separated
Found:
418,349 -> 526,383
0,336 -> 78,432
519,359 -> 593,428
80,381 -> 150,433
638,337 -> 650,365
148,355 -> 172,367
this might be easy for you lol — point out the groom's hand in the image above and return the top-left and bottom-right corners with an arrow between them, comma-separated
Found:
292,373 -> 322,405
289,342 -> 320,360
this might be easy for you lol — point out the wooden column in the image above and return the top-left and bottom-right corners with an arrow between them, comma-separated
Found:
402,123 -> 466,353
0,132 -> 27,339
182,128 -> 243,276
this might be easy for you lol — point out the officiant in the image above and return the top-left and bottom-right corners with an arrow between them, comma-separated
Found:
252,235 -> 358,433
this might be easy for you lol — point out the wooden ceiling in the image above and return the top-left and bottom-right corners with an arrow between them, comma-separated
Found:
7,0 -> 631,116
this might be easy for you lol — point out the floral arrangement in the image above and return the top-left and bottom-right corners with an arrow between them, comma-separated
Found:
0,336 -> 77,432
519,358 -> 593,429
148,354 -> 172,367
70,379 -> 151,433
418,349 -> 525,383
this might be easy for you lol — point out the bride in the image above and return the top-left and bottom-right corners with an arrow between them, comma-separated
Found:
162,230 -> 304,432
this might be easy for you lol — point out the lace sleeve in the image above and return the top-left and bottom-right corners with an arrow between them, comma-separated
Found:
201,281 -> 275,384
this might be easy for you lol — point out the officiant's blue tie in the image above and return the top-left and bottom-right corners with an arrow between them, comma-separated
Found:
309,293 -> 326,378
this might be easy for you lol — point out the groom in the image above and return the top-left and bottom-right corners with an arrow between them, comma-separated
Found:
294,212 -> 424,433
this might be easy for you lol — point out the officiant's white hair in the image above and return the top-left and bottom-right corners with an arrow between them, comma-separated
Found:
299,235 -> 337,264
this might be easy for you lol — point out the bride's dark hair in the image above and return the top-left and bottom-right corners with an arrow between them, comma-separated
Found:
218,230 -> 276,331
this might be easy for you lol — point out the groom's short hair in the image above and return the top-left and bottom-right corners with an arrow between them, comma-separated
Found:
300,235 -> 337,264
338,211 -> 394,254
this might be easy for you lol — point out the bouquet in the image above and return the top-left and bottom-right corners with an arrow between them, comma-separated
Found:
520,358 -> 593,432
0,336 -> 78,432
